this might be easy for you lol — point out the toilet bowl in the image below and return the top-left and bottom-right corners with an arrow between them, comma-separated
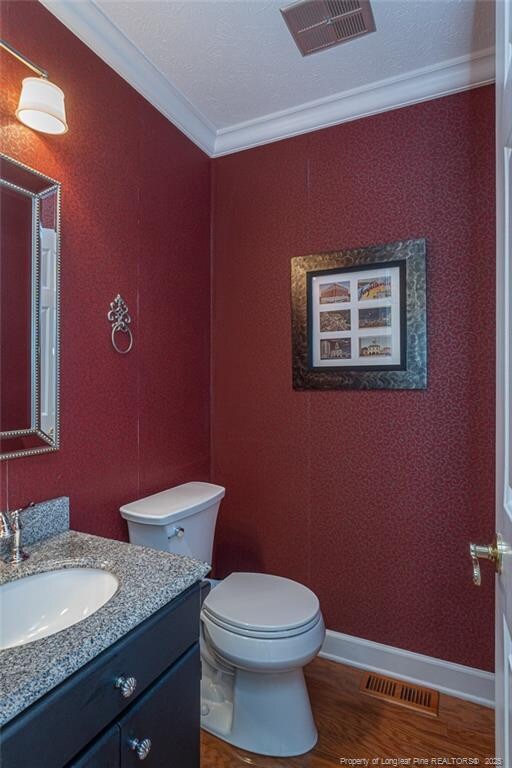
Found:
120,482 -> 325,757
200,572 -> 325,756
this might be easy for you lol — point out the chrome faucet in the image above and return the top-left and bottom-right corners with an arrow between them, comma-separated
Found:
0,502 -> 34,565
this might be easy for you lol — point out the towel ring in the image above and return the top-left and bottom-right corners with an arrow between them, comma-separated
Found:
111,325 -> 133,354
108,294 -> 133,355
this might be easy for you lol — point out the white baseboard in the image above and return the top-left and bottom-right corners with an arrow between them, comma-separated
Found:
320,629 -> 494,708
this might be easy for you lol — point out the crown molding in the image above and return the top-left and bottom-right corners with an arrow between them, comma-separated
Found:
40,0 -> 217,156
212,48 -> 495,156
41,0 -> 494,159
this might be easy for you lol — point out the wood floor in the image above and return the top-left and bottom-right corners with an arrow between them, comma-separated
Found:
201,658 -> 494,767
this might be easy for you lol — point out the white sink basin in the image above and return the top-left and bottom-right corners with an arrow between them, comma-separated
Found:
0,568 -> 119,650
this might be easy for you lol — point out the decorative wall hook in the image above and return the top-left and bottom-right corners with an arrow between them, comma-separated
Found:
107,294 -> 133,354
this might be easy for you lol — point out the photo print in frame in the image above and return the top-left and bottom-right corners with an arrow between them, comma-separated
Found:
291,239 -> 427,390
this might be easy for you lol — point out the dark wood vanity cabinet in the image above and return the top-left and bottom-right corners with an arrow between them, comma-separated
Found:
120,646 -> 200,768
69,645 -> 200,768
68,726 -> 120,767
1,584 -> 201,768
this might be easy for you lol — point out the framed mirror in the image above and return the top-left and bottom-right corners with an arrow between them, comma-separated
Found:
1,154 -> 61,460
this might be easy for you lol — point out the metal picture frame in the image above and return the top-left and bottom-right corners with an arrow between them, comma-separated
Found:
291,238 -> 427,390
0,153 -> 61,459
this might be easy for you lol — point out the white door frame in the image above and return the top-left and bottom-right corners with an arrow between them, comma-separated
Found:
495,0 -> 512,760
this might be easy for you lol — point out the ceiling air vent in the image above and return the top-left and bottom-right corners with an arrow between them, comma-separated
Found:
281,0 -> 376,56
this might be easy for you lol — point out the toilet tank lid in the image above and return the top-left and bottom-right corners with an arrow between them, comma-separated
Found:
120,482 -> 225,526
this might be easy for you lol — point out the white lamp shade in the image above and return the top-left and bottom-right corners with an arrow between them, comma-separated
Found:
16,77 -> 68,135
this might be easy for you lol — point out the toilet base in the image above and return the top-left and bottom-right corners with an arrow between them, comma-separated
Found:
201,661 -> 318,757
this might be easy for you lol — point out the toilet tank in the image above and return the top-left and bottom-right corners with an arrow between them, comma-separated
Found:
120,482 -> 225,564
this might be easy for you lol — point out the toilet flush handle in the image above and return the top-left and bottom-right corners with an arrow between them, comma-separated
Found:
168,526 -> 185,540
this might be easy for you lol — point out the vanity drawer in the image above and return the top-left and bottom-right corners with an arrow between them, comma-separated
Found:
119,643 -> 200,768
1,583 -> 200,768
67,725 -> 120,767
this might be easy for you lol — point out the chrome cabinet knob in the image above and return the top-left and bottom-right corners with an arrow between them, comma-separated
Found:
129,737 -> 152,760
114,675 -> 137,698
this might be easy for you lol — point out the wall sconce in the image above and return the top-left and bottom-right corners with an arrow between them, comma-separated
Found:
0,39 -> 68,135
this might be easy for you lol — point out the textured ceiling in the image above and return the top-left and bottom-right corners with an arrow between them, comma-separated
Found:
96,0 -> 494,130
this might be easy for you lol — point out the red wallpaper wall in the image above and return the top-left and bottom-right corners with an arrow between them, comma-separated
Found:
0,0 -> 495,671
211,87 -> 496,671
0,1 -> 211,539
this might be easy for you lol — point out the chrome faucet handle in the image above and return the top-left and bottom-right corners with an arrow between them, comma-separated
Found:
11,501 -> 34,527
1,502 -> 34,565
0,511 -> 14,540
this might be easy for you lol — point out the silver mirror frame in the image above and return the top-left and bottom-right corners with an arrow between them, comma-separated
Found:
0,153 -> 61,460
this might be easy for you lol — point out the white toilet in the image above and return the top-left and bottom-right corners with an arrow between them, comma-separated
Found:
120,482 -> 325,757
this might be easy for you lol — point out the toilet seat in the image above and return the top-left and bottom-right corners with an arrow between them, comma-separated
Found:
201,606 -> 326,673
202,605 -> 322,639
202,572 -> 320,636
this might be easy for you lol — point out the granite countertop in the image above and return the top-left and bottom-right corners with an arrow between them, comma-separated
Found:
0,530 -> 210,726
